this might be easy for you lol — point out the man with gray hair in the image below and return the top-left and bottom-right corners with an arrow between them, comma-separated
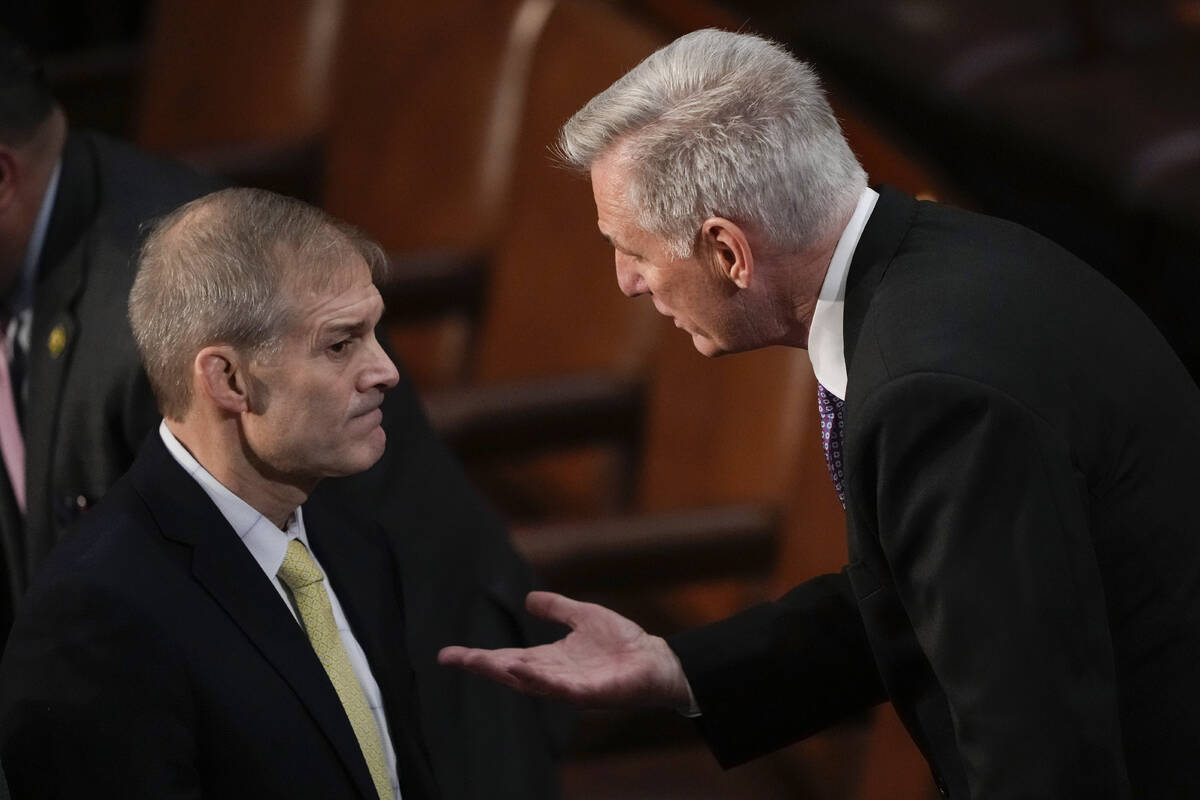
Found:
440,28 -> 1200,798
0,188 -> 554,800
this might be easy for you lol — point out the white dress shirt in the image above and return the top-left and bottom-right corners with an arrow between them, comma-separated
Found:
807,187 -> 880,400
159,422 -> 402,799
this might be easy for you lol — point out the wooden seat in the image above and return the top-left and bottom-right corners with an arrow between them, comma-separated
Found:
322,0 -> 526,257
435,0 -> 673,516
321,0 -> 533,387
324,0 -> 670,516
135,0 -> 342,198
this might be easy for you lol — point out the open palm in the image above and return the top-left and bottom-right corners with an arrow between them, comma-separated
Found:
438,591 -> 692,710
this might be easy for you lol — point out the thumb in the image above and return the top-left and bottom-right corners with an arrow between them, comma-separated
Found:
524,591 -> 590,628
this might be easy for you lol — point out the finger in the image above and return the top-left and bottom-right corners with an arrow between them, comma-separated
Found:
437,646 -> 472,666
438,646 -> 531,691
524,591 -> 590,628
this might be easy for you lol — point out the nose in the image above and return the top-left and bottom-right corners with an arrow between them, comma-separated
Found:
615,252 -> 647,297
362,332 -> 400,392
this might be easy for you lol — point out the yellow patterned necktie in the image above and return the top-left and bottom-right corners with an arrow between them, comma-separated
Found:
277,538 -> 392,800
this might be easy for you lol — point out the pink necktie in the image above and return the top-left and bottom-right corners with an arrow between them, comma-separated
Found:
0,327 -> 26,513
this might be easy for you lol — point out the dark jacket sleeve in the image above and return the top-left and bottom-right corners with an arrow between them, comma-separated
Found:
668,570 -> 885,767
0,575 -> 201,799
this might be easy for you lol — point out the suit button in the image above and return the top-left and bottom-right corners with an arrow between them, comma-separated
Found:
55,494 -> 91,524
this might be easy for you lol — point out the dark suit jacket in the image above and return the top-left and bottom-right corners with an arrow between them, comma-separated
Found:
0,432 -> 441,798
0,130 -> 216,626
315,379 -> 565,800
671,187 -> 1200,798
0,132 -> 563,798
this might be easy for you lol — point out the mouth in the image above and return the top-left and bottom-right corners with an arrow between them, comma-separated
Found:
352,402 -> 384,425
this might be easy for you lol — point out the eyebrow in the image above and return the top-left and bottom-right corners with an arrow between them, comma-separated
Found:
599,230 -> 638,257
318,317 -> 373,342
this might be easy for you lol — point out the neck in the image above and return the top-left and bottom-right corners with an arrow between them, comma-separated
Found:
779,214 -> 852,349
166,415 -> 310,529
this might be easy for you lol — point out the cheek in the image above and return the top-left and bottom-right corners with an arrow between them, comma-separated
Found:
261,391 -> 339,448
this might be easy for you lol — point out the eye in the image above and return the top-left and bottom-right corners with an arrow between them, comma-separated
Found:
328,339 -> 353,355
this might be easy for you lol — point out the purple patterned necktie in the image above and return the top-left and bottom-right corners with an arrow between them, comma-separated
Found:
816,382 -> 846,508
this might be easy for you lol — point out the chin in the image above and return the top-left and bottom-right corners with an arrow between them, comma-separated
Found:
330,428 -> 388,477
691,333 -> 728,358
359,427 -> 389,469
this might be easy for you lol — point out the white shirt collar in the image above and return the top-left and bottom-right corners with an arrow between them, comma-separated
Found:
158,421 -> 307,579
807,187 -> 879,400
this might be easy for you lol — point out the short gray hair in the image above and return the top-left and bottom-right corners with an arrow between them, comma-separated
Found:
557,29 -> 866,257
129,187 -> 388,420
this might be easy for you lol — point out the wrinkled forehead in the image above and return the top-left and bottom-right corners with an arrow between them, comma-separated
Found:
591,148 -> 638,219
272,242 -> 378,334
274,236 -> 373,297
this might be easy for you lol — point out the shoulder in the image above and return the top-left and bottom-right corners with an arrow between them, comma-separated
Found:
849,201 -> 1152,406
61,133 -> 220,312
30,477 -> 152,581
21,463 -> 192,624
74,130 -> 221,245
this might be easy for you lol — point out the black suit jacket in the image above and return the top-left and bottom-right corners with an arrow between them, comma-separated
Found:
0,431 -> 442,798
0,132 -> 563,798
671,187 -> 1200,798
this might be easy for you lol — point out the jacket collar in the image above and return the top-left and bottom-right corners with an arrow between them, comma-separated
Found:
36,132 -> 99,288
843,186 -> 918,375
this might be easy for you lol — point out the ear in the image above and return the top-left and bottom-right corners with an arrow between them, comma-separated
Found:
700,217 -> 754,289
195,345 -> 249,414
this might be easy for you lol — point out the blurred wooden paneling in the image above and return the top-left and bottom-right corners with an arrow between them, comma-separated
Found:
138,0 -> 340,152
322,0 -> 526,253
472,0 -> 667,385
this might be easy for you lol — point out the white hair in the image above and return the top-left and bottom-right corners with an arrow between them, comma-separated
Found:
557,29 -> 866,257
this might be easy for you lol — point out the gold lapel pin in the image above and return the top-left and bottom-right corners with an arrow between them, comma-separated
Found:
48,325 -> 67,359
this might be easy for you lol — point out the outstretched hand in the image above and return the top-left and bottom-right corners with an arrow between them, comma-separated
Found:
438,591 -> 694,711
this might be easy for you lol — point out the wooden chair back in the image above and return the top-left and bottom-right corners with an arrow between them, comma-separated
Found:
137,0 -> 341,152
470,0 -> 669,385
322,0 -> 528,255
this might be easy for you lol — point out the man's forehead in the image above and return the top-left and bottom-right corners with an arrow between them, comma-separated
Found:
284,249 -> 372,295
284,258 -> 379,321
592,158 -> 635,232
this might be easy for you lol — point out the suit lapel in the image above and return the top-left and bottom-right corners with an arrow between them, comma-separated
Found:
306,491 -> 440,800
843,186 -> 918,372
129,435 -> 381,800
23,134 -> 98,575
0,483 -> 19,623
